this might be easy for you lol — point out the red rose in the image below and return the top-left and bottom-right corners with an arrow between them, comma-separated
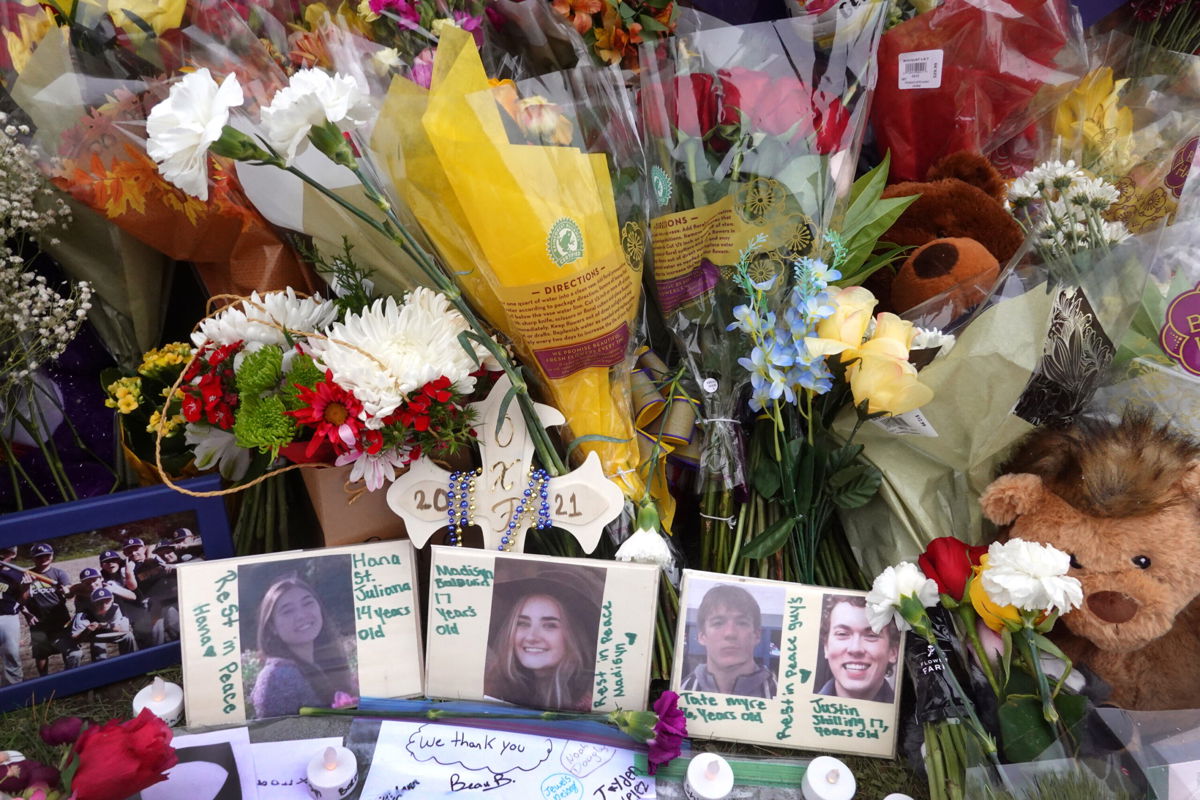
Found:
813,95 -> 850,155
918,536 -> 989,602
641,73 -> 738,150
69,708 -> 177,800
719,67 -> 814,143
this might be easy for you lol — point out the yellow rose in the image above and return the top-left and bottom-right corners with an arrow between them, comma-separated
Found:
969,556 -> 1022,632
515,96 -> 574,146
860,312 -> 916,361
816,286 -> 877,359
847,351 -> 933,416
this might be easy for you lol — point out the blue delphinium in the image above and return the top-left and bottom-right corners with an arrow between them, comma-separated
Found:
728,246 -> 842,412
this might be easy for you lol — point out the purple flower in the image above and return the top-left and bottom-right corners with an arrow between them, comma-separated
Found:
647,691 -> 687,775
369,0 -> 420,23
453,11 -> 485,45
409,48 -> 435,90
40,716 -> 87,746
0,760 -> 61,793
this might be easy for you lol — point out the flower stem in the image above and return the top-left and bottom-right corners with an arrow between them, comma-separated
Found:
958,605 -> 1002,698
923,631 -> 1002,771
1020,624 -> 1058,725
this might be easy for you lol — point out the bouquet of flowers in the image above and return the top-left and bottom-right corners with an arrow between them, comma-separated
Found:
635,8 -> 901,571
0,0 -> 320,306
867,539 -> 1089,800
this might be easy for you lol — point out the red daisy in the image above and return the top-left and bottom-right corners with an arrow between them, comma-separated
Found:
288,372 -> 366,458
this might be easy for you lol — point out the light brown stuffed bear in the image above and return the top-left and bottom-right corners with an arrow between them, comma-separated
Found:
979,412 -> 1200,710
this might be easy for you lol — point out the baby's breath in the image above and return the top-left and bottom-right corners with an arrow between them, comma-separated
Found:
0,116 -> 88,398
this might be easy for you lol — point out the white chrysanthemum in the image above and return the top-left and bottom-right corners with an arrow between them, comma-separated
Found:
1102,220 -> 1132,246
865,561 -> 939,633
1007,173 -> 1040,204
1027,159 -> 1083,190
185,424 -> 249,481
146,69 -> 244,201
308,288 -> 496,425
1066,176 -> 1120,211
192,288 -> 336,353
981,539 -> 1083,616
615,526 -> 673,568
261,68 -> 370,165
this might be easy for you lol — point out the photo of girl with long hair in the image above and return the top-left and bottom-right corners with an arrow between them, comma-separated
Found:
483,557 -> 606,713
239,556 -> 358,719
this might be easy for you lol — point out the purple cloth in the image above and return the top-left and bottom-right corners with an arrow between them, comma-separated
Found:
685,0 -> 789,23
1,325 -> 117,511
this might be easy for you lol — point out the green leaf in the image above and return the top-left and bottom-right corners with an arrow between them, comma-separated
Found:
1032,632 -> 1070,663
566,433 -> 631,460
235,345 -> 284,397
496,382 -> 520,436
739,516 -> 796,560
638,12 -> 668,31
829,463 -> 882,509
825,443 -> 864,473
839,195 -> 921,279
751,455 -> 781,499
998,695 -> 1059,763
456,330 -> 483,367
618,2 -> 637,21
843,151 -> 893,227
1000,627 -> 1014,683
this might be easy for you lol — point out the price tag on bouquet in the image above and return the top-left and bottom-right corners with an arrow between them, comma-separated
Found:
897,50 -> 944,90
387,375 -> 624,554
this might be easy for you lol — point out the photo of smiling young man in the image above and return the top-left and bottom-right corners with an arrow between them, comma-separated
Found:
679,580 -> 781,699
815,593 -> 900,703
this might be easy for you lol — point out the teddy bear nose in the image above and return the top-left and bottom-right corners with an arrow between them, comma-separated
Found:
1087,591 -> 1139,624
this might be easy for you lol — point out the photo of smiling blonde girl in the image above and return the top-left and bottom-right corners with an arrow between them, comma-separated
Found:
483,558 -> 606,712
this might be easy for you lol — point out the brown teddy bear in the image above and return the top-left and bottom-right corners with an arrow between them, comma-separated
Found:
979,413 -> 1200,710
872,151 -> 1024,315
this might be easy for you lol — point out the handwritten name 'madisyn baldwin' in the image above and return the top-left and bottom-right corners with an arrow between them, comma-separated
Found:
355,581 -> 411,602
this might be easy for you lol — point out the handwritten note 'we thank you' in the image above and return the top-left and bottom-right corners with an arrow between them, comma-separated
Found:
357,719 -> 652,800
177,541 -> 424,727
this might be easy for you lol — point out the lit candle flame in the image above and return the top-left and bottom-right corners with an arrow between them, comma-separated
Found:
152,676 -> 166,703
825,769 -> 840,784
323,747 -> 339,771
704,760 -> 720,780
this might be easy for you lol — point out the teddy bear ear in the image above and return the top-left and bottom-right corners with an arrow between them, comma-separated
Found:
980,473 -> 1044,525
926,151 -> 1008,204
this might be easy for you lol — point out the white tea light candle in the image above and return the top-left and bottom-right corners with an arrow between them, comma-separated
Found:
306,746 -> 358,800
800,756 -> 855,800
883,794 -> 917,800
132,676 -> 184,726
0,751 -> 24,765
683,753 -> 734,800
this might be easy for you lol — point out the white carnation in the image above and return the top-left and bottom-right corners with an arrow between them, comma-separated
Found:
981,539 -> 1083,616
615,526 -> 673,568
261,68 -> 370,165
146,68 -> 244,201
865,561 -> 938,633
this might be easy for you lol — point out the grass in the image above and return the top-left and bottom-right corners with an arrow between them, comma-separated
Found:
1,669 -> 929,798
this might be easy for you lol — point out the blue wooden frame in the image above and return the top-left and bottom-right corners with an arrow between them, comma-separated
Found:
0,475 -> 234,712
